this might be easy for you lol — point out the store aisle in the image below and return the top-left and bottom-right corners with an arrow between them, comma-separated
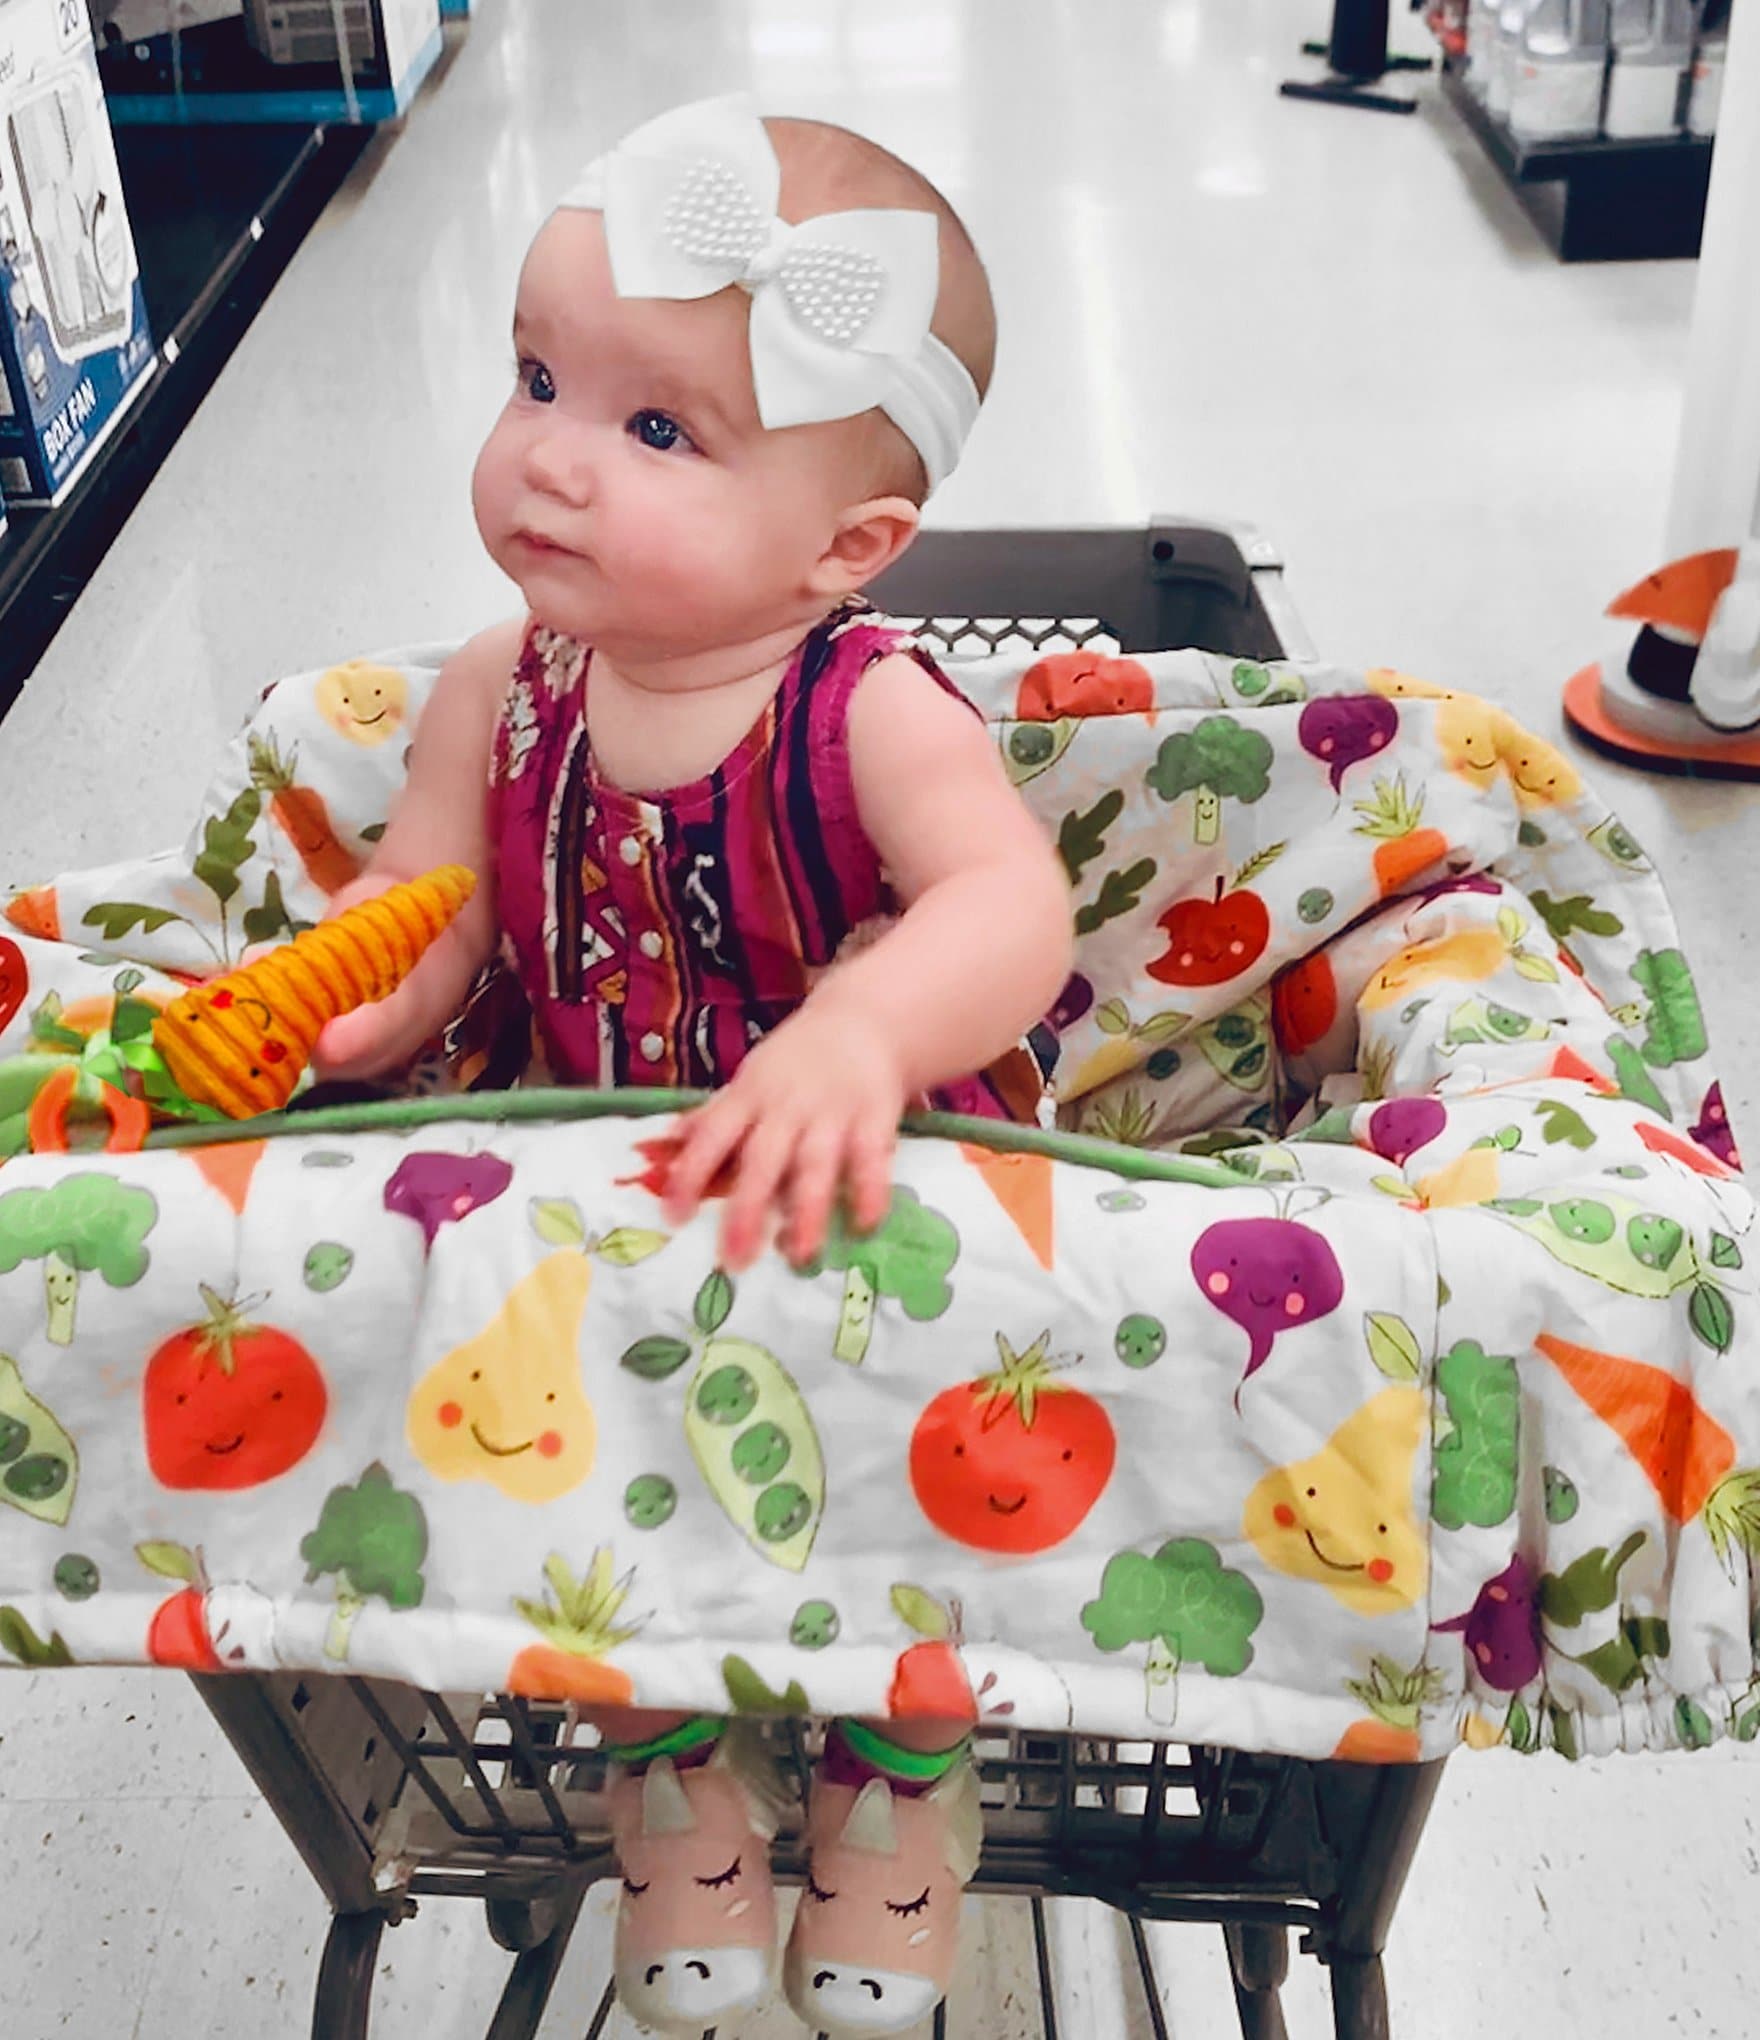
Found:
2,2 -> 1757,2035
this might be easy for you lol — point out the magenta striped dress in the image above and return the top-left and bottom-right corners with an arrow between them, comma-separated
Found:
485,601 -> 1049,1121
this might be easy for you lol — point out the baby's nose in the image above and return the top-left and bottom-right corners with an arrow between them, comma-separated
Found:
524,427 -> 594,505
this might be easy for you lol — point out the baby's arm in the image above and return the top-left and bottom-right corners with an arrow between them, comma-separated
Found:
311,618 -> 524,1082
668,654 -> 1073,1266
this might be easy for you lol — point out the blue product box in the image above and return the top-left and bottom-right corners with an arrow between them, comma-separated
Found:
438,0 -> 470,16
0,0 -> 156,505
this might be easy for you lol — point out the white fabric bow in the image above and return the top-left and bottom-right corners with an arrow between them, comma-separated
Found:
557,96 -> 979,490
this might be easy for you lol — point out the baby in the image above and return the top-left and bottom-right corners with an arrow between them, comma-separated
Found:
309,94 -> 1066,2033
312,93 -> 1072,1278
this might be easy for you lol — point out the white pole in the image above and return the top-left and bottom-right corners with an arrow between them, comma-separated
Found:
1665,0 -> 1760,558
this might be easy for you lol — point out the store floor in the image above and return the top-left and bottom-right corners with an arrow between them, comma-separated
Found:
3,2 -> 1757,2035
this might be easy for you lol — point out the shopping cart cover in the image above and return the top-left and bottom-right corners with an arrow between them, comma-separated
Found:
1,639 -> 1755,1766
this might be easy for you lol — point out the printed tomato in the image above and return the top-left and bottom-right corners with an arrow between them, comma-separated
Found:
144,1285 -> 327,1490
910,1332 -> 1115,1555
148,1586 -> 223,1671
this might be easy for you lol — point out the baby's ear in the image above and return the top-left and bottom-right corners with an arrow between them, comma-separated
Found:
811,495 -> 921,598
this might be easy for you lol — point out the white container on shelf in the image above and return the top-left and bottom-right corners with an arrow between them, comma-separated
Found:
1488,0 -> 1529,112
1604,0 -> 1698,134
1466,0 -> 1503,88
1687,0 -> 1732,134
1509,0 -> 1612,139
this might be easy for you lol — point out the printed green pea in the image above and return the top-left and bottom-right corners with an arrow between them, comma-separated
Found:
755,1482 -> 813,1545
791,1600 -> 840,1650
696,1364 -> 759,1426
1298,888 -> 1334,926
624,1474 -> 678,1529
731,1421 -> 791,1485
303,1242 -> 355,1293
1115,1314 -> 1167,1369
54,1554 -> 100,1601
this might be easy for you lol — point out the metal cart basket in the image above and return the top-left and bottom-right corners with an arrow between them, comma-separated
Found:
191,519 -> 1443,2040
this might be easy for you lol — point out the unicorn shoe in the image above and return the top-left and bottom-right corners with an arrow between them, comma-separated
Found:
604,1716 -> 791,2036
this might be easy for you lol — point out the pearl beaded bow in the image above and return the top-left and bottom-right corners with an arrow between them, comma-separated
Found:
557,94 -> 981,486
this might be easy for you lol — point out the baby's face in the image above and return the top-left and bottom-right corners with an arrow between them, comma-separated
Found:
473,211 -> 879,658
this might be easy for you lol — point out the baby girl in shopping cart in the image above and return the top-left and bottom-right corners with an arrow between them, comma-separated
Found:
307,93 -> 1072,2038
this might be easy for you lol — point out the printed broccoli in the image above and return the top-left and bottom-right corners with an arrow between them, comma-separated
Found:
1432,1339 -> 1520,1532
1630,948 -> 1707,1069
0,1174 -> 157,1346
299,1461 -> 429,1661
805,1187 -> 960,1365
1146,716 -> 1274,844
1082,1537 -> 1263,1725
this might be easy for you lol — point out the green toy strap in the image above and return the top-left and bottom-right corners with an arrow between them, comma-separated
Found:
835,1716 -> 972,1782
138,1084 -> 1240,1190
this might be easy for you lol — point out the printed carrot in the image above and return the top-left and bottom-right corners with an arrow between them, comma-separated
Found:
155,866 -> 475,1118
1635,1119 -> 1733,1179
189,1140 -> 267,1214
4,886 -> 59,941
1535,1331 -> 1736,1524
959,1144 -> 1054,1270
249,733 -> 363,895
1353,776 -> 1448,899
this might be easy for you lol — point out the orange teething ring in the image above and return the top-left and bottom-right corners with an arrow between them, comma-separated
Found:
26,1065 -> 152,1155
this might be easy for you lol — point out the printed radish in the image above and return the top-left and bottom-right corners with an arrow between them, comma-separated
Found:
1366,1099 -> 1448,1167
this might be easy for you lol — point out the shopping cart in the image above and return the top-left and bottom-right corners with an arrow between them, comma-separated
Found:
188,520 -> 1444,2040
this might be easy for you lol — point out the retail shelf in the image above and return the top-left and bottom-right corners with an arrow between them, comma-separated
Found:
1440,57 -> 1715,260
0,121 -> 371,725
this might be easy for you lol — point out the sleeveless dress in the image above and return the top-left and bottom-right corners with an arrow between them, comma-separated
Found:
482,600 -> 1050,1121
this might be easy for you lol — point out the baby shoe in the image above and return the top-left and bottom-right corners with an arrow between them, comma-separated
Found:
604,1714 -> 791,2035
783,1719 -> 983,2037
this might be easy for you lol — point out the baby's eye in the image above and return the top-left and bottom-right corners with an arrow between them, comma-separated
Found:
627,408 -> 696,455
516,356 -> 556,404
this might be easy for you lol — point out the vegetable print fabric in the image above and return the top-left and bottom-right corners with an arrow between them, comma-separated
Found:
0,637 -> 1756,1766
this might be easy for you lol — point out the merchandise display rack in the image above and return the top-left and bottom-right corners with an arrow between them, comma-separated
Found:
1439,54 -> 1715,260
0,121 -> 372,723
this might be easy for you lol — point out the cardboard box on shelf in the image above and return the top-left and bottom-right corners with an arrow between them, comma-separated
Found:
0,0 -> 155,506
95,0 -> 440,123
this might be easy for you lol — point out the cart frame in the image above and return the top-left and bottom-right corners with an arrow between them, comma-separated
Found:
190,518 -> 1442,2040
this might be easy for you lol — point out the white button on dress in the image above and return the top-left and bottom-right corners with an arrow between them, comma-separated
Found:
639,931 -> 663,959
619,836 -> 643,866
639,1033 -> 664,1061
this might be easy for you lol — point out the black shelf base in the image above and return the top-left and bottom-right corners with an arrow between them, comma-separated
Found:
1440,59 -> 1713,260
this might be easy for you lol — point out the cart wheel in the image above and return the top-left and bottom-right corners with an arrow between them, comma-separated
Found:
313,1910 -> 384,2040
1329,1954 -> 1390,2040
486,1893 -> 563,1953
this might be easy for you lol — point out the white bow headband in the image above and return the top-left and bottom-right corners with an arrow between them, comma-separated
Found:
555,95 -> 979,493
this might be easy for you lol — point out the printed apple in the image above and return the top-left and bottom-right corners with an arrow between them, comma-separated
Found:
1147,878 -> 1270,989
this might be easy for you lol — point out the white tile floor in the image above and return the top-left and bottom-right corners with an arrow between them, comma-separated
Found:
3,0 -> 1760,2033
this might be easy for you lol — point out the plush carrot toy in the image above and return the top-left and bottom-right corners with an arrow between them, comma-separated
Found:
154,866 -> 475,1118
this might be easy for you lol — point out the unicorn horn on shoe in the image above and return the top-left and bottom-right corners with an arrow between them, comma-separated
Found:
154,866 -> 476,1117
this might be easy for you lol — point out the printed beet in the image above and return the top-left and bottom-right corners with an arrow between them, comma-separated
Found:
1191,1217 -> 1345,1395
1298,697 -> 1398,793
1433,1554 -> 1541,1692
1366,1099 -> 1448,1167
384,1151 -> 514,1249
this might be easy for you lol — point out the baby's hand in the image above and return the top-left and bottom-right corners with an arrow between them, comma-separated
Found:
663,1004 -> 905,1272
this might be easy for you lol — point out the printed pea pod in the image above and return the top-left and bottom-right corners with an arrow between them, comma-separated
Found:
0,1354 -> 77,1527
1483,1190 -> 1700,1300
683,1336 -> 825,1571
623,1273 -> 826,1573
